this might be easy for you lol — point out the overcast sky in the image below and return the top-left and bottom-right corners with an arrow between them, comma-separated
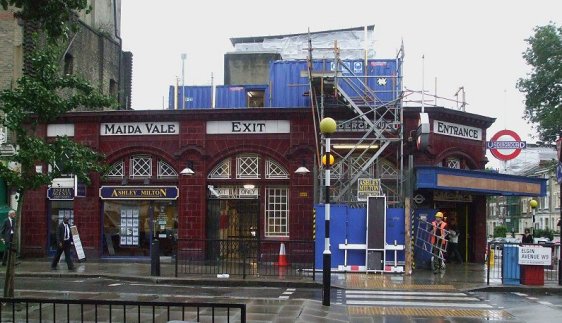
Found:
121,0 -> 561,167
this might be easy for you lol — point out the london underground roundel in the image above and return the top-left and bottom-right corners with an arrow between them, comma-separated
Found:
486,129 -> 526,161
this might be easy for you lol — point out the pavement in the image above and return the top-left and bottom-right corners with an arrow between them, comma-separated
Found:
2,258 -> 561,322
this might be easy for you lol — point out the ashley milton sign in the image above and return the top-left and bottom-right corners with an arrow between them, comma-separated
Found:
101,122 -> 179,136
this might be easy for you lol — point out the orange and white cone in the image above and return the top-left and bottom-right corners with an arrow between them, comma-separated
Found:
278,243 -> 288,267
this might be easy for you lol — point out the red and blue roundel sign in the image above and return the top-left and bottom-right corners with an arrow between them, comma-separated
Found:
486,129 -> 526,161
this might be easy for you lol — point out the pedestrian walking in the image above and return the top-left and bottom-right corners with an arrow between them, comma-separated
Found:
51,215 -> 75,270
447,224 -> 463,264
521,228 -> 533,244
1,210 -> 16,266
430,211 -> 447,274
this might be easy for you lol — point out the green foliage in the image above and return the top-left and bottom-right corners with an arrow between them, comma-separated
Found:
517,23 -> 562,142
493,225 -> 508,238
1,0 -> 90,39
0,4 -> 114,193
533,228 -> 555,240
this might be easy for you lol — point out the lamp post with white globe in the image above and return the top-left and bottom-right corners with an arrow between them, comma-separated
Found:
319,117 -> 336,306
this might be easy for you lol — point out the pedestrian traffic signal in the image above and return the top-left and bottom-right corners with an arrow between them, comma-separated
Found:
416,113 -> 430,151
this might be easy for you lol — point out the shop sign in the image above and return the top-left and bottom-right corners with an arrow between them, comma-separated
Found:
518,246 -> 551,265
433,120 -> 482,141
99,186 -> 178,200
100,122 -> 179,136
433,191 -> 472,202
206,120 -> 290,134
47,187 -> 75,200
357,178 -> 382,201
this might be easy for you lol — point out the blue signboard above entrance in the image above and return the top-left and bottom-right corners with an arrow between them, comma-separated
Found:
47,187 -> 75,200
99,186 -> 179,200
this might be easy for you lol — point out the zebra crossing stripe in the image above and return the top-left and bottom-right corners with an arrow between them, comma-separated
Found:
345,295 -> 479,301
346,290 -> 466,296
346,300 -> 492,308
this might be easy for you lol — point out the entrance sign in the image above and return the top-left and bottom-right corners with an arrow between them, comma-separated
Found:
487,129 -> 526,161
101,122 -> 179,136
518,246 -> 551,265
433,120 -> 482,141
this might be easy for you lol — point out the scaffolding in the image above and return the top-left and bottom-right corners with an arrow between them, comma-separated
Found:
307,36 -> 405,206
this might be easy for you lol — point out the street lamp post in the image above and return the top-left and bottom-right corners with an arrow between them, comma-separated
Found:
181,53 -> 187,110
319,117 -> 336,306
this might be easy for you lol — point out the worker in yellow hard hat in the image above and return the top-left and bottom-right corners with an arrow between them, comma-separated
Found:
430,211 -> 447,274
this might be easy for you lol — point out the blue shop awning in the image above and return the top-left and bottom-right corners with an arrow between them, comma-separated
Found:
415,166 -> 546,196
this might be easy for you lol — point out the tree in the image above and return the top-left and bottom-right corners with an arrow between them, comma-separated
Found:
517,23 -> 562,143
0,1 -> 114,297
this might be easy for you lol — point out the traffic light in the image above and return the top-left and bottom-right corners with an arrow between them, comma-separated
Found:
416,112 -> 430,151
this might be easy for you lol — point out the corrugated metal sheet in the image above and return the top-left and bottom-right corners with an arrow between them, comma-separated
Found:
269,59 -> 401,108
169,86 -> 212,109
215,85 -> 269,109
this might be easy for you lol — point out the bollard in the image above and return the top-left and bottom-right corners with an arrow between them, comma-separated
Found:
151,239 -> 160,276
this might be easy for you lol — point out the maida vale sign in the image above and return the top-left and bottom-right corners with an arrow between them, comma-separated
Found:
101,122 -> 179,136
433,120 -> 482,141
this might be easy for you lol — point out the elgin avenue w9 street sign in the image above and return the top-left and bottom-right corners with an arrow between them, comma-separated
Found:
486,129 -> 526,161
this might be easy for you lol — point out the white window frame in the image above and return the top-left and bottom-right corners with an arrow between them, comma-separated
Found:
107,160 -> 124,178
130,155 -> 152,178
265,187 -> 289,237
157,160 -> 178,178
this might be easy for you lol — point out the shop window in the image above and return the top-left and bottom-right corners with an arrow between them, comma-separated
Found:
236,154 -> 260,179
107,160 -> 124,178
445,157 -> 461,169
208,158 -> 231,179
265,159 -> 288,179
265,187 -> 289,237
130,155 -> 152,178
158,160 -> 178,178
49,202 -> 74,252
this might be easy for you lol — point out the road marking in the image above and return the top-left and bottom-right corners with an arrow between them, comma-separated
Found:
279,288 -> 295,299
108,283 -> 122,286
538,301 -> 553,306
345,295 -> 479,301
512,292 -> 527,297
346,290 -> 467,296
346,300 -> 492,308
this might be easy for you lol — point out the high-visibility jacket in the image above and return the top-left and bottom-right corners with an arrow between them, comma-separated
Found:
430,221 -> 447,245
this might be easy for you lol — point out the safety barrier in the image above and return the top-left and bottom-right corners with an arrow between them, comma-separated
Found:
175,238 -> 315,279
486,242 -> 560,285
414,219 -> 449,263
0,297 -> 246,322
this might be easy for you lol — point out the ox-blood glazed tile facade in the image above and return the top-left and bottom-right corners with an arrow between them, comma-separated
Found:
21,108 -> 316,258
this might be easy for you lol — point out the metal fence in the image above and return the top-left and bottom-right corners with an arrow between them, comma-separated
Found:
175,238 -> 315,279
0,297 -> 246,322
486,242 -> 560,285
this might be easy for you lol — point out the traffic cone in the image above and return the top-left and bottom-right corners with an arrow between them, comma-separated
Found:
278,243 -> 288,267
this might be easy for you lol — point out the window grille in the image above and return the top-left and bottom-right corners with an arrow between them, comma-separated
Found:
265,187 -> 289,237
208,158 -> 231,179
236,154 -> 260,179
265,159 -> 288,179
446,157 -> 461,169
107,160 -> 124,178
158,160 -> 178,178
130,155 -> 152,178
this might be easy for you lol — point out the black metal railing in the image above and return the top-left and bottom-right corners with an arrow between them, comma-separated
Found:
175,238 -> 315,279
486,242 -> 560,285
0,297 -> 246,323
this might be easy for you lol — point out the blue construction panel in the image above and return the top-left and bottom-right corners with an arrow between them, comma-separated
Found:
346,207 -> 367,266
171,86 -> 212,109
269,59 -> 401,108
386,208 -> 405,262
315,204 -> 348,269
215,85 -> 246,108
502,244 -> 520,285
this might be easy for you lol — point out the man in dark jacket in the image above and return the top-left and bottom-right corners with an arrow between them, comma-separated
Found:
51,215 -> 75,270
1,210 -> 16,266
